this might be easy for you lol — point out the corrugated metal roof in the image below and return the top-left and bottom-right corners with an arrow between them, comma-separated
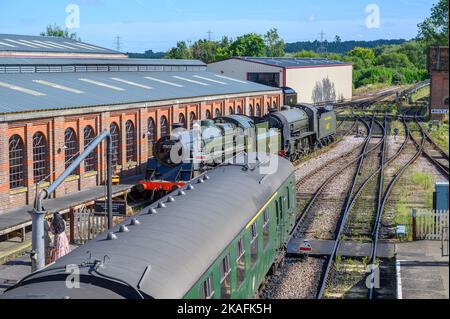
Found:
236,57 -> 350,68
0,33 -> 121,55
0,57 -> 206,67
0,70 -> 280,115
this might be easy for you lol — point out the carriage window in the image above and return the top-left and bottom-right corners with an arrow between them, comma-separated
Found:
263,209 -> 270,250
250,222 -> 258,268
220,254 -> 231,299
200,274 -> 214,299
236,238 -> 246,288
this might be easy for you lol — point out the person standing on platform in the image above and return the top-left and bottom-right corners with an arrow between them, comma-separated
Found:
50,213 -> 70,262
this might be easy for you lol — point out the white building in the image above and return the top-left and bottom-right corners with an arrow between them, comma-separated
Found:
208,57 -> 353,104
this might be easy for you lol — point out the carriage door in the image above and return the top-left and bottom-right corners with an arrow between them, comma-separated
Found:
275,198 -> 284,246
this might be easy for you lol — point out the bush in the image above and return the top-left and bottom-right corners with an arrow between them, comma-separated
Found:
376,52 -> 413,68
354,67 -> 394,87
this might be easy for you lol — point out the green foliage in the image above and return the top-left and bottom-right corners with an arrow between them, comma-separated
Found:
417,0 -> 449,46
40,24 -> 79,40
264,28 -> 285,57
128,50 -> 166,59
285,39 -> 406,54
354,67 -> 393,87
166,41 -> 192,59
293,50 -> 320,58
376,52 -> 412,68
347,47 -> 375,67
230,33 -> 266,57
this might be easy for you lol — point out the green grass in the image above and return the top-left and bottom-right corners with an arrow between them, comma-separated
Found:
430,123 -> 449,151
393,171 -> 434,241
391,120 -> 404,136
410,86 -> 430,102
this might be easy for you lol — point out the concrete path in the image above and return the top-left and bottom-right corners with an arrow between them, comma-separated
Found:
397,240 -> 449,299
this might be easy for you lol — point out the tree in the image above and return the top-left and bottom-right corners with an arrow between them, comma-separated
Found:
230,33 -> 266,57
215,36 -> 232,61
417,0 -> 449,46
334,35 -> 342,43
347,47 -> 375,68
264,28 -> 285,57
166,41 -> 192,59
376,52 -> 412,68
191,39 -> 217,63
40,24 -> 79,40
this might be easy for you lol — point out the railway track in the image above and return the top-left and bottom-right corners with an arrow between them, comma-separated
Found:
261,84 -> 432,299
316,117 -> 385,299
413,111 -> 449,178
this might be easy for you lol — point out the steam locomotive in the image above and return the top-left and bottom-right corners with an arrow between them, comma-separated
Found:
135,100 -> 336,198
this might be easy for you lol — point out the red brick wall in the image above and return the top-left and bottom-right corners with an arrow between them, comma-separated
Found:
0,92 -> 283,213
430,71 -> 449,120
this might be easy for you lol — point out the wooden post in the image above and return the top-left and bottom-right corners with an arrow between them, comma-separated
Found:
69,208 -> 75,244
412,208 -> 417,241
21,226 -> 26,243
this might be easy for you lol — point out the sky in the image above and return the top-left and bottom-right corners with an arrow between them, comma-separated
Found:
0,0 -> 438,53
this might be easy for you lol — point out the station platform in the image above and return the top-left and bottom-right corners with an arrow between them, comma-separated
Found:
287,238 -> 396,258
0,175 -> 143,238
396,241 -> 449,299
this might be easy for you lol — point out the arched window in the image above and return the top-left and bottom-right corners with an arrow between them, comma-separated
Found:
256,104 -> 262,117
179,113 -> 186,128
273,101 -> 278,109
205,110 -> 212,119
229,107 -> 234,115
64,128 -> 78,170
249,104 -> 254,117
189,112 -> 197,129
32,132 -> 49,184
215,109 -> 221,117
126,120 -> 137,163
110,123 -> 121,167
148,117 -> 156,157
9,135 -> 25,189
237,106 -> 242,114
83,126 -> 97,172
267,102 -> 271,110
160,116 -> 170,137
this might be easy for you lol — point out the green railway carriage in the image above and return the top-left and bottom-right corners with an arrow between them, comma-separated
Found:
2,153 -> 296,299
185,172 -> 295,299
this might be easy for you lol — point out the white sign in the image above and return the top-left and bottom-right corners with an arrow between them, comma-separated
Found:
431,109 -> 449,114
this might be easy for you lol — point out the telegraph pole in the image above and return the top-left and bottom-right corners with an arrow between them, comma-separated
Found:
317,30 -> 327,54
207,30 -> 213,41
115,36 -> 122,52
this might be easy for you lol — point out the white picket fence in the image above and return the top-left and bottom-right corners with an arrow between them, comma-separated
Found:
415,210 -> 449,241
